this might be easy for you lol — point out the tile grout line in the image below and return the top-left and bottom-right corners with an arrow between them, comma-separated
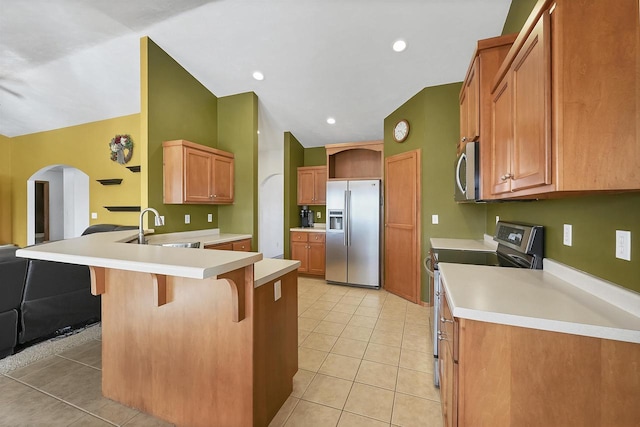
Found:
3,374 -> 120,427
56,354 -> 102,372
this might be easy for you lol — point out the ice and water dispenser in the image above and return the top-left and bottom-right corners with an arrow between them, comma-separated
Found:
328,210 -> 344,231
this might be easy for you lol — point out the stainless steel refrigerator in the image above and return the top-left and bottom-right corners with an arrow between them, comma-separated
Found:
325,180 -> 381,288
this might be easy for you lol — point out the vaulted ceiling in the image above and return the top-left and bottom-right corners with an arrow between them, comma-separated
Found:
0,0 -> 511,146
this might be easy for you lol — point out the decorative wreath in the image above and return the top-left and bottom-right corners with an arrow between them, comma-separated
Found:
109,134 -> 134,164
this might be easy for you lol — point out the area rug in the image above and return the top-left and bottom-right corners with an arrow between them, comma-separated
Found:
0,323 -> 102,374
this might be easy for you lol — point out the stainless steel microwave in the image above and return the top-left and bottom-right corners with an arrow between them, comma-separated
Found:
454,141 -> 479,202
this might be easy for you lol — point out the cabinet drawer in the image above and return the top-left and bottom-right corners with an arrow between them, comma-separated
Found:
308,233 -> 325,243
291,232 -> 309,242
204,242 -> 233,251
232,239 -> 251,252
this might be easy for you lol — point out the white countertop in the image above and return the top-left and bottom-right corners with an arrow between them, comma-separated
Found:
16,229 -> 262,280
254,258 -> 301,288
430,235 -> 497,252
290,227 -> 326,233
439,261 -> 640,344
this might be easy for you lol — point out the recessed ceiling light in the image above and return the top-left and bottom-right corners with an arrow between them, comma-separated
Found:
252,71 -> 264,81
327,117 -> 336,125
393,40 -> 407,52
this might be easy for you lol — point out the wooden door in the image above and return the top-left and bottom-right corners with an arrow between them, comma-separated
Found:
491,75 -> 513,195
297,169 -> 314,205
511,11 -> 551,192
384,150 -> 420,303
211,154 -> 234,203
184,147 -> 213,203
313,169 -> 327,204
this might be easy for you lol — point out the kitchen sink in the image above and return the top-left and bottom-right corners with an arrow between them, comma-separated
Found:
158,242 -> 200,248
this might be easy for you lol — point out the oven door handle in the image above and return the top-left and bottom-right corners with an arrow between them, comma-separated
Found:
423,256 -> 434,278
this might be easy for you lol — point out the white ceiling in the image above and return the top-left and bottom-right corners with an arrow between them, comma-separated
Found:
0,0 -> 512,147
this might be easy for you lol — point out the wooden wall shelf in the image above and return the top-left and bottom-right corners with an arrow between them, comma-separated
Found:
126,165 -> 141,173
104,206 -> 141,212
97,179 -> 123,185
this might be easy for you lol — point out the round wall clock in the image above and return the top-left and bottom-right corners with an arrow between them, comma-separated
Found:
393,119 -> 410,143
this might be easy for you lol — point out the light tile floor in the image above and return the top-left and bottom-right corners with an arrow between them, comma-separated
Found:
270,276 -> 443,427
0,276 -> 442,427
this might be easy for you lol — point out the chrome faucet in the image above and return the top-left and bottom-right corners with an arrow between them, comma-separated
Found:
138,208 -> 164,244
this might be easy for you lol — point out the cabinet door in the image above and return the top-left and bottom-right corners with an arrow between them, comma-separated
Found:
511,11 -> 551,192
307,242 -> 325,276
184,148 -> 213,203
491,75 -> 513,195
466,57 -> 480,142
313,169 -> 327,205
297,169 -> 315,205
211,154 -> 234,203
290,241 -> 309,273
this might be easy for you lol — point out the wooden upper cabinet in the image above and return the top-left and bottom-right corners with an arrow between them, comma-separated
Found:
510,10 -> 551,192
326,141 -> 383,180
490,12 -> 551,196
491,75 -> 513,195
163,139 -> 234,205
457,34 -> 517,199
487,0 -> 639,198
459,57 -> 480,152
297,166 -> 326,205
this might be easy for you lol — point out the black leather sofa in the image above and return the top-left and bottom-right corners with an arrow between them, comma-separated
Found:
0,224 -> 137,358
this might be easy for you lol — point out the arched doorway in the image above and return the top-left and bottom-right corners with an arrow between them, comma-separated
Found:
27,165 -> 89,245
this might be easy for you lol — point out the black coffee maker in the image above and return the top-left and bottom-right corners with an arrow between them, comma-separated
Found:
300,206 -> 314,228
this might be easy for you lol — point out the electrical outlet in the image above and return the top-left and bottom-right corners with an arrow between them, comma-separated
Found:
616,230 -> 631,261
185,214 -> 190,224
274,280 -> 282,301
432,214 -> 439,225
91,212 -> 97,219
208,213 -> 213,222
563,224 -> 572,246
316,211 -> 321,219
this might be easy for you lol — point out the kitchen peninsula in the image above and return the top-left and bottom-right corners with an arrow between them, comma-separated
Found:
16,230 -> 300,427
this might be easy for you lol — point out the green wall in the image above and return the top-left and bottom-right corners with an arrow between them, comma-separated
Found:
384,84 -> 486,302
143,37 -> 219,233
502,0 -> 539,34
217,92 -> 259,250
304,147 -> 326,167
284,132 -> 304,258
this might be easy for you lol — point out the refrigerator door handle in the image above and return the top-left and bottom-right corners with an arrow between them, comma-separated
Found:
343,190 -> 348,246
347,190 -> 352,246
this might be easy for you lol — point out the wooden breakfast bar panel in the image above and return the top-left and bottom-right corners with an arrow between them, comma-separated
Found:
101,266 -> 256,427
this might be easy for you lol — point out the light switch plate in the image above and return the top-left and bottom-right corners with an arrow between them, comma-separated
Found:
208,213 -> 213,222
432,214 -> 439,225
616,230 -> 631,261
563,224 -> 572,246
91,212 -> 97,219
274,280 -> 282,301
185,214 -> 190,224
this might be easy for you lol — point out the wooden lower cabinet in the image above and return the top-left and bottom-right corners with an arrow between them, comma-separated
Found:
440,289 -> 640,426
290,231 -> 325,276
205,238 -> 251,251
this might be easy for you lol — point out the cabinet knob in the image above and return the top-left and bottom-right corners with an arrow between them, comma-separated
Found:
500,173 -> 513,181
441,317 -> 453,324
461,137 -> 467,143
